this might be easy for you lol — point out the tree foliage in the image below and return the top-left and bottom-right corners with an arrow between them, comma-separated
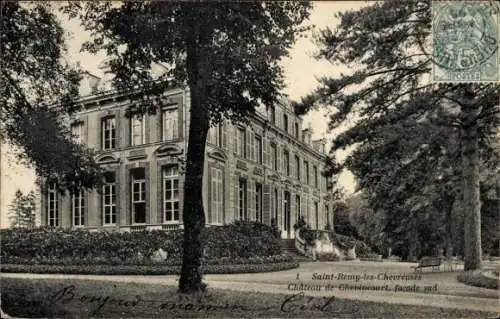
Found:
64,1 -> 312,292
1,2 -> 102,194
8,189 -> 36,229
295,0 -> 499,269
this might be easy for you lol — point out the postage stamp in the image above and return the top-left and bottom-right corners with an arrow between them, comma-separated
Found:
432,1 -> 499,82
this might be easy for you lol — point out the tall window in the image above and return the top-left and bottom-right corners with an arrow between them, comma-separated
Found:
313,165 -> 318,188
71,122 -> 84,144
210,167 -> 224,224
131,115 -> 145,146
47,182 -> 59,226
269,105 -> 276,124
270,143 -> 277,170
255,135 -> 263,164
102,172 -> 117,225
274,188 -> 279,222
162,108 -> 179,140
283,113 -> 288,132
294,122 -> 299,139
238,178 -> 247,220
283,150 -> 290,176
131,168 -> 146,224
295,195 -> 301,219
255,183 -> 263,222
163,165 -> 180,222
209,123 -> 223,147
314,201 -> 319,229
295,155 -> 300,180
304,160 -> 310,185
72,190 -> 85,227
236,127 -> 246,158
101,117 -> 116,150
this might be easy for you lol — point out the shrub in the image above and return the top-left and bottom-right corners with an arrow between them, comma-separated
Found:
0,221 -> 282,265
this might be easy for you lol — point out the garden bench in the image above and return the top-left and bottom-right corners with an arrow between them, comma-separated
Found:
411,256 -> 442,272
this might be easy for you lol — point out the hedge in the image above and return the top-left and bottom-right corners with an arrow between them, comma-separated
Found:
1,221 -> 283,265
1,261 -> 299,275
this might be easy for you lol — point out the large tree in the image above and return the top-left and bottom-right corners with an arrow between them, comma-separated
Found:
295,0 -> 499,270
1,2 -> 102,194
66,1 -> 312,292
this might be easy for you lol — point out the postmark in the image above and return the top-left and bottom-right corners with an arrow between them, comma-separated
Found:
432,1 -> 499,82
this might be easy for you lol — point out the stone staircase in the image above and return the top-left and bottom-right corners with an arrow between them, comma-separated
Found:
281,239 -> 313,262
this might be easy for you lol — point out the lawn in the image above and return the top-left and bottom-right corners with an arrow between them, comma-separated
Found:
1,278 -> 497,318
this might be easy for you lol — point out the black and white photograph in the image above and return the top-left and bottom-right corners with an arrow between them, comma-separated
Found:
1,1 -> 499,318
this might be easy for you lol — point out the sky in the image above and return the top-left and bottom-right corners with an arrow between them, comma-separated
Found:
0,1 -> 367,228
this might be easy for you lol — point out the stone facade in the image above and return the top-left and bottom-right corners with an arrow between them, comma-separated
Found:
39,85 -> 334,238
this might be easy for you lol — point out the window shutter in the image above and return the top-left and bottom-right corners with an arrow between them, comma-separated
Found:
178,104 -> 183,139
218,169 -> 224,224
301,194 -> 307,226
234,126 -> 238,154
290,193 -> 296,232
222,121 -> 227,149
277,145 -> 281,174
246,129 -> 251,159
250,130 -> 255,161
263,137 -> 268,167
210,167 -> 216,224
233,174 -> 239,219
263,184 -> 271,225
290,153 -> 295,179
247,180 -> 253,220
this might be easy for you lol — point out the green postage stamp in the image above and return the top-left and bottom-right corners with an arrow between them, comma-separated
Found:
432,1 -> 499,82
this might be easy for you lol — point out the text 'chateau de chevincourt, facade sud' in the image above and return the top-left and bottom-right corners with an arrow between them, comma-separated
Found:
39,61 -> 334,238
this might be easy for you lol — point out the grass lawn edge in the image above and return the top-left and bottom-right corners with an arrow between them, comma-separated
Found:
1,261 -> 299,275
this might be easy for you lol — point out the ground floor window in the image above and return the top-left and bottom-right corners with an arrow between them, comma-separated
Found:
102,172 -> 117,225
238,178 -> 247,220
211,167 -> 224,224
72,190 -> 85,227
163,165 -> 180,222
131,168 -> 146,224
47,182 -> 59,226
255,183 -> 263,222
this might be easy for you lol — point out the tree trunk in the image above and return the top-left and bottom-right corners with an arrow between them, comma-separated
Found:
178,27 -> 211,293
461,120 -> 482,270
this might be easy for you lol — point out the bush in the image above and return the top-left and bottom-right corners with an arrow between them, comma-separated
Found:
0,221 -> 283,265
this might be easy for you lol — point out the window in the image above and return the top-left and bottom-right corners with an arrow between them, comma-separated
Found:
47,182 -> 59,226
131,115 -> 145,146
236,127 -> 246,158
283,113 -> 288,132
210,167 -> 224,224
238,178 -> 247,220
295,195 -> 301,219
274,188 -> 279,222
269,105 -> 276,124
314,201 -> 319,229
209,123 -> 223,147
163,165 -> 180,222
71,122 -> 84,144
283,150 -> 290,176
101,117 -> 116,150
162,108 -> 179,140
294,122 -> 299,139
255,183 -> 263,222
72,190 -> 85,227
270,143 -> 277,171
102,172 -> 117,225
131,168 -> 146,224
255,135 -> 263,164
304,160 -> 310,185
295,155 -> 300,180
314,165 -> 318,188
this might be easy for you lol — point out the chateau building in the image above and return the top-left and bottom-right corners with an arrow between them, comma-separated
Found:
39,63 -> 334,238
